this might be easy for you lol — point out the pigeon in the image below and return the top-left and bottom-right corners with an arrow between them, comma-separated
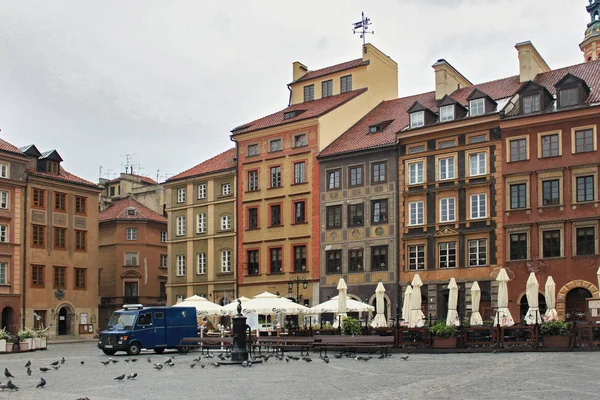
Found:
378,353 -> 386,359
26,367 -> 32,376
4,368 -> 14,378
153,364 -> 163,370
39,367 -> 50,372
124,358 -> 131,363
51,365 -> 60,370
50,361 -> 59,366
37,377 -> 46,388
212,362 -> 220,368
7,380 -> 19,391
290,356 -> 300,361
205,353 -> 214,359
0,382 -> 6,391
190,363 -> 196,369
218,354 -> 225,361
247,362 -> 253,368
302,357 -> 312,362
322,357 -> 329,364
200,363 -> 206,369
76,397 -> 90,400
114,374 -> 125,381
241,361 -> 249,368
333,354 -> 342,359
131,359 -> 138,363
263,355 -> 271,362
165,358 -> 172,364
493,349 -> 500,354
285,357 -> 290,363
127,373 -> 137,380
60,357 -> 65,364
80,361 -> 85,365
401,355 -> 409,361
100,361 -> 110,366
25,360 -> 31,368
193,357 -> 202,362
147,357 -> 152,363
111,359 -> 119,364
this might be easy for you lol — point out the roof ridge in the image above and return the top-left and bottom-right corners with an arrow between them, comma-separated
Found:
167,147 -> 237,182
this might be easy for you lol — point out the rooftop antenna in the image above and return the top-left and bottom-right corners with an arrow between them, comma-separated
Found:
120,153 -> 137,174
352,12 -> 374,47
99,166 -> 103,180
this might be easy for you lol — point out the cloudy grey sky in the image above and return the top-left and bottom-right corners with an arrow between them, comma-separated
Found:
0,0 -> 589,183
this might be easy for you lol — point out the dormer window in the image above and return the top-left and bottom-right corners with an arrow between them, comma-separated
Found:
439,105 -> 455,122
369,125 -> 383,134
47,161 -> 59,175
410,111 -> 425,128
126,208 -> 136,216
469,99 -> 485,116
522,94 -> 541,114
554,73 -> 590,109
284,111 -> 297,120
558,87 -> 579,108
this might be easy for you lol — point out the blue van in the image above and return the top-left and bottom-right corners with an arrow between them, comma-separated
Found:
98,305 -> 197,355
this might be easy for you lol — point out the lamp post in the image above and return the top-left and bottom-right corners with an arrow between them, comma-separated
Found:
288,277 -> 308,304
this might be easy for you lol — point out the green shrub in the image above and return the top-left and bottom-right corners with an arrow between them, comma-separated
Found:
341,316 -> 361,336
0,328 -> 10,341
540,320 -> 569,336
18,328 -> 37,340
429,321 -> 456,337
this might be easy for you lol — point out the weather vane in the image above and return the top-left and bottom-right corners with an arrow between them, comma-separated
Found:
353,12 -> 374,46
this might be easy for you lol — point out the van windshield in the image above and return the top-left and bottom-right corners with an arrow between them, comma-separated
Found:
108,313 -> 136,330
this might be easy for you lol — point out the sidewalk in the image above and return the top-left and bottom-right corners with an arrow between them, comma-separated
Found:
48,335 -> 98,345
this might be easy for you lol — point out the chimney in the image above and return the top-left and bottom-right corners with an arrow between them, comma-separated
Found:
515,41 -> 550,82
432,59 -> 472,100
292,61 -> 308,82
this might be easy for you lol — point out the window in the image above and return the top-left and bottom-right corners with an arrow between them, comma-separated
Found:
221,250 -> 232,273
124,282 -> 138,301
326,250 -> 342,273
542,180 -> 560,206
0,262 -> 6,285
0,163 -> 7,178
372,199 -> 388,224
176,255 -> 186,276
196,253 -> 206,275
322,80 -> 333,98
576,176 -> 594,202
509,233 -> 528,260
439,242 -> 457,269
177,216 -> 186,236
294,134 -> 307,148
510,138 -> 527,162
410,111 -> 424,128
408,145 -> 426,154
109,186 -> 116,197
326,205 -> 342,229
574,129 -> 594,153
576,227 -> 596,256
270,166 -> 281,188
221,215 -> 232,230
33,188 -> 45,208
284,111 -> 298,120
348,203 -> 364,227
198,183 -> 206,199
523,94 -> 541,114
160,254 -> 168,268
293,245 -> 307,272
559,87 -> 579,107
510,183 -> 527,209
247,250 -> 259,275
371,246 -> 388,271
327,170 -> 341,190
126,208 -> 136,216
159,282 -> 166,298
32,225 -> 45,247
269,139 -> 282,152
408,162 -> 424,184
75,268 -> 85,289
126,228 -> 138,241
408,245 -> 425,271
439,157 -> 455,180
469,153 -> 486,176
348,249 -> 363,272
177,188 -> 186,203
248,171 -> 259,191
270,204 -> 281,226
247,144 -> 259,157
408,201 -> 424,226
541,134 -> 559,158
54,227 -> 66,249
439,105 -> 454,122
197,213 -> 206,233
221,183 -> 231,195
340,75 -> 352,93
53,266 -> 65,289
248,207 -> 258,229
0,191 -> 7,209
294,201 -> 306,223
0,225 -> 7,243
46,161 -> 59,174
440,198 -> 456,222
369,125 -> 382,133
303,84 -> 314,101
55,192 -> 66,211
269,248 -> 282,274
348,166 -> 363,187
125,252 -> 139,266
469,99 -> 485,116
438,139 -> 456,149
542,230 -> 561,258
468,239 -> 487,266
294,162 -> 306,184
469,134 -> 487,144
31,265 -> 44,287
372,162 -> 386,183
470,194 -> 487,219
160,231 -> 167,243
75,196 -> 86,214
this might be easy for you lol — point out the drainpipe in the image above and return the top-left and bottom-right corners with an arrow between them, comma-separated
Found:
229,133 -> 239,299
22,175 -> 29,330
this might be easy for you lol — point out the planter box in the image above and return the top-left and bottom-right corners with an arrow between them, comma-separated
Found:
543,335 -> 570,348
0,339 -> 5,352
19,341 -> 29,351
40,337 -> 47,349
6,343 -> 13,352
33,337 -> 41,350
432,336 -> 457,349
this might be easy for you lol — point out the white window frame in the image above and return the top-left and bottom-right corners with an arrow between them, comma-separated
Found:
160,231 -> 167,243
408,244 -> 425,271
440,197 -> 456,222
270,166 -> 281,188
0,225 -> 7,243
125,228 -> 138,241
221,250 -> 232,273
0,262 -> 6,284
160,254 -> 168,268
197,183 -> 206,199
470,193 -> 487,219
177,188 -> 186,203
410,111 -> 425,128
439,241 -> 457,269
439,105 -> 454,122
439,157 -> 455,180
294,162 -> 306,184
469,152 -> 487,176
176,216 -> 186,236
469,98 -> 485,116
221,183 -> 231,195
197,253 -> 206,275
221,215 -> 232,230
248,171 -> 259,191
176,255 -> 186,276
196,213 -> 206,234
408,161 -> 424,185
0,191 -> 8,210
0,163 -> 8,179
124,252 -> 139,266
468,239 -> 488,266
408,201 -> 424,226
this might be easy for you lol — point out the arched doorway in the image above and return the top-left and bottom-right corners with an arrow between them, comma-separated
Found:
1,307 -> 14,333
565,288 -> 592,321
519,293 -> 547,322
57,306 -> 72,335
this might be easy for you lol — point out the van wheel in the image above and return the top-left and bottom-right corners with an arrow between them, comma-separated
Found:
154,348 -> 165,354
127,342 -> 142,355
103,350 -> 116,356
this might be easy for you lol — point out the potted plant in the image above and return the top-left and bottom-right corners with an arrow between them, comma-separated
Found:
18,328 -> 36,351
6,333 -> 17,352
0,328 -> 9,352
430,322 -> 457,349
341,317 -> 362,336
35,328 -> 49,350
540,320 -> 570,348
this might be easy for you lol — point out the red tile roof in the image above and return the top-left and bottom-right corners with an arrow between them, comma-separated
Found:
99,196 -> 167,224
292,59 -> 367,83
231,89 -> 368,135
0,138 -> 26,156
28,167 -> 99,189
110,173 -> 158,185
167,148 -> 237,182
533,59 -> 600,102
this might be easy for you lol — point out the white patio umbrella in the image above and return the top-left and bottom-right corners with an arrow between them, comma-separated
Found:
173,295 -> 223,316
220,296 -> 252,316
597,266 -> 600,299
401,285 -> 413,326
544,276 -> 558,322
241,292 -> 310,315
334,278 -> 348,327
524,272 -> 542,325
409,274 -> 425,328
470,281 -> 483,326
371,282 -> 387,328
494,268 -> 514,327
446,278 -> 460,326
310,296 -> 375,314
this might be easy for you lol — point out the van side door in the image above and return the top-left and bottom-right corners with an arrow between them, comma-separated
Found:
153,311 -> 167,346
134,312 -> 156,349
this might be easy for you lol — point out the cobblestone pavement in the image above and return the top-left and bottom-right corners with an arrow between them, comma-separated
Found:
1,343 -> 599,400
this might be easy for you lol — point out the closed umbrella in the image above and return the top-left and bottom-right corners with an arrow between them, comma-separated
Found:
173,295 -> 223,316
524,272 -> 542,325
334,278 -> 348,328
371,282 -> 387,328
470,281 -> 483,326
446,278 -> 460,326
494,268 -> 514,327
409,274 -> 425,328
544,276 -> 558,321
597,266 -> 600,299
401,285 -> 412,326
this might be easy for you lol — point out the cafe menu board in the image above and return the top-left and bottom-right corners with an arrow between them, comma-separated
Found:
587,299 -> 600,321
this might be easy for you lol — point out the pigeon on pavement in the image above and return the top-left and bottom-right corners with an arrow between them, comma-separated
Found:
4,368 -> 14,378
36,377 -> 46,388
127,373 -> 137,380
0,382 -> 6,391
80,361 -> 85,365
25,361 -> 31,368
6,380 -> 19,391
60,357 -> 65,364
100,361 -> 110,366
50,361 -> 59,366
26,367 -> 32,376
114,374 -> 126,381
39,367 -> 50,372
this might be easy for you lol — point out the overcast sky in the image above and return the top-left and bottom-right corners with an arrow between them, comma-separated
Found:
0,0 -> 589,183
